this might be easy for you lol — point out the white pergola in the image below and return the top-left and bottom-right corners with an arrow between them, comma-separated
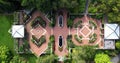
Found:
104,24 -> 119,39
12,25 -> 24,38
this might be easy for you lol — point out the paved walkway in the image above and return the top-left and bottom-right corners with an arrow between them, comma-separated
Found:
54,10 -> 68,56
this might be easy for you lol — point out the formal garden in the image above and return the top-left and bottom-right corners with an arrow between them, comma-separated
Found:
0,0 -> 120,63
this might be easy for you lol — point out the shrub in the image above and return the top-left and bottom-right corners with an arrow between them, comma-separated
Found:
31,35 -> 46,47
74,35 -> 82,43
49,20 -> 56,27
89,20 -> 97,29
67,35 -> 75,48
89,33 -> 97,43
31,17 -> 46,28
74,20 -> 82,28
115,41 -> 120,51
67,19 -> 73,28
49,35 -> 55,43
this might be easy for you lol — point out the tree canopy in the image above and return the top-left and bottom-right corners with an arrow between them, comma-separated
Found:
0,45 -> 10,63
94,53 -> 111,63
89,0 -> 120,22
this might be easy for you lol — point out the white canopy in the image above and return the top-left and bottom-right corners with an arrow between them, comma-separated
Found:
104,24 -> 119,39
12,25 -> 24,38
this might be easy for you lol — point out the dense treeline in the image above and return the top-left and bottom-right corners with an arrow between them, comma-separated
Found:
89,0 -> 120,23
0,0 -> 86,13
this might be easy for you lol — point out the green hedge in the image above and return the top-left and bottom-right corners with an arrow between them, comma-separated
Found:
31,17 -> 46,28
89,33 -> 97,43
74,20 -> 82,28
67,35 -> 75,48
74,35 -> 82,43
89,20 -> 97,29
31,35 -> 46,47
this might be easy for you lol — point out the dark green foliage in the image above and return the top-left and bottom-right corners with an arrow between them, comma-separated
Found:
88,0 -> 120,23
67,35 -> 75,48
31,17 -> 46,28
36,54 -> 57,63
32,35 -> 46,47
74,35 -> 82,43
89,33 -> 97,43
74,20 -> 82,28
115,41 -> 120,51
89,20 -> 97,29
49,35 -> 55,43
67,18 -> 73,28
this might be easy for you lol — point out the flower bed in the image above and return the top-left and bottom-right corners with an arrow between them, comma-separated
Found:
31,17 -> 46,28
89,20 -> 97,29
74,20 -> 82,28
89,33 -> 97,43
74,35 -> 82,43
31,35 -> 46,47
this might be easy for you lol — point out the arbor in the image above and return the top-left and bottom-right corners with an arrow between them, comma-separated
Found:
0,45 -> 10,62
94,53 -> 111,63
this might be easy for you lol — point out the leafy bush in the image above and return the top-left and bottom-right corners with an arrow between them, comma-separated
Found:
115,41 -> 120,51
32,35 -> 46,47
89,20 -> 97,29
31,17 -> 46,28
74,35 -> 82,43
49,35 -> 55,43
74,20 -> 82,28
89,33 -> 97,43
67,19 -> 73,28
67,35 -> 75,48
49,20 -> 56,27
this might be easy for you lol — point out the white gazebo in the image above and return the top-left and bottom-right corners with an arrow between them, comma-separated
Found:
12,25 -> 24,38
104,24 -> 119,39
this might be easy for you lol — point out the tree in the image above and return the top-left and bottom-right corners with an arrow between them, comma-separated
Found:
36,54 -> 57,63
0,0 -> 22,13
94,53 -> 111,63
10,55 -> 28,63
0,45 -> 10,62
71,46 -> 96,63
88,0 -> 120,22
115,41 -> 120,51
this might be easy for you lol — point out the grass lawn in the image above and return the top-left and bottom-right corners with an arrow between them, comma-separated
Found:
0,14 -> 14,53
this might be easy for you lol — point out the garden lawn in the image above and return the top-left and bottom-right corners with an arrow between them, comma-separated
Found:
0,14 -> 14,53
